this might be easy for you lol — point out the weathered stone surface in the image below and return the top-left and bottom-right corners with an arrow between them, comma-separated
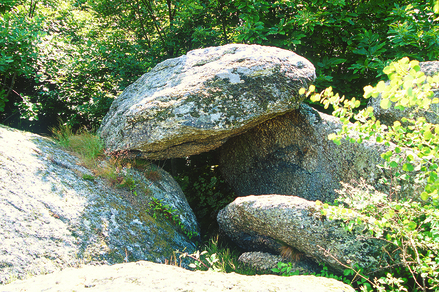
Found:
370,61 -> 439,125
220,104 -> 390,202
238,252 -> 319,275
99,44 -> 315,160
217,195 -> 388,275
3,260 -> 355,292
0,125 -> 198,284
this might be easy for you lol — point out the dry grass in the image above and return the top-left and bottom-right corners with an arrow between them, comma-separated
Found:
280,245 -> 304,262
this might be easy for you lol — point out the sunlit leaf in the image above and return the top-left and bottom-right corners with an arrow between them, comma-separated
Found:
421,192 -> 430,201
403,163 -> 414,172
407,221 -> 417,230
380,98 -> 392,109
390,161 -> 399,168
425,130 -> 433,140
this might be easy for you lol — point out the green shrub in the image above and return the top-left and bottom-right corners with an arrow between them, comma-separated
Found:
234,0 -> 439,99
305,57 -> 439,291
0,3 -> 42,113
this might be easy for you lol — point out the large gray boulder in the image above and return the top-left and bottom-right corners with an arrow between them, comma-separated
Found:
0,125 -> 198,284
370,61 -> 439,125
220,104 -> 391,203
99,44 -> 315,160
3,260 -> 355,292
217,195 -> 389,275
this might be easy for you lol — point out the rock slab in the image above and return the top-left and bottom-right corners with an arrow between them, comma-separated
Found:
2,260 -> 355,292
99,44 -> 315,159
0,125 -> 198,284
220,104 -> 389,202
218,195 -> 388,275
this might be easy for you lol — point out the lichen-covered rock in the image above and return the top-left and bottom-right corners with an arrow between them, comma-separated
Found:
218,195 -> 389,275
4,260 -> 355,292
98,44 -> 315,160
369,61 -> 439,126
238,251 -> 319,275
220,104 -> 391,202
238,252 -> 283,273
0,125 -> 198,284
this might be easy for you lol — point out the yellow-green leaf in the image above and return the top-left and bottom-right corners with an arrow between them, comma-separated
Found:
421,192 -> 430,201
380,98 -> 392,110
328,133 -> 337,140
383,65 -> 394,75
310,94 -> 321,103
377,81 -> 386,91
403,163 -> 414,172
363,85 -> 374,98
407,221 -> 417,230
425,130 -> 433,140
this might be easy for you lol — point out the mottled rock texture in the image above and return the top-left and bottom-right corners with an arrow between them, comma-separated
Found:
3,260 -> 355,292
238,251 -> 319,275
99,44 -> 315,160
370,61 -> 439,125
217,195 -> 388,275
0,125 -> 198,284
220,104 -> 389,202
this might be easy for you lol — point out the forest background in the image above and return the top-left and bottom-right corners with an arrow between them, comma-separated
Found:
1,0 -> 438,134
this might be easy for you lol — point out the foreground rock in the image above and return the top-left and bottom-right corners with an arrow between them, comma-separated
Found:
370,61 -> 439,126
218,195 -> 388,275
220,104 -> 390,202
2,260 -> 355,292
0,125 -> 198,284
99,44 -> 315,160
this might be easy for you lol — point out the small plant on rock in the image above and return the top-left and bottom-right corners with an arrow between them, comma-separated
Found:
149,197 -> 199,240
177,236 -> 255,274
51,125 -> 157,194
51,123 -> 104,167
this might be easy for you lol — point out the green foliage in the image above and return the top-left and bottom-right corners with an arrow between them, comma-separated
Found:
272,261 -> 300,276
173,153 -> 236,238
2,0 -> 439,133
231,0 -> 438,98
0,3 -> 42,113
387,3 -> 439,61
0,0 -> 153,132
306,57 -> 439,291
81,173 -> 95,181
178,236 -> 258,275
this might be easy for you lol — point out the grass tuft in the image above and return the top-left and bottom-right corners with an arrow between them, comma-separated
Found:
51,123 -> 104,167
178,235 -> 261,275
